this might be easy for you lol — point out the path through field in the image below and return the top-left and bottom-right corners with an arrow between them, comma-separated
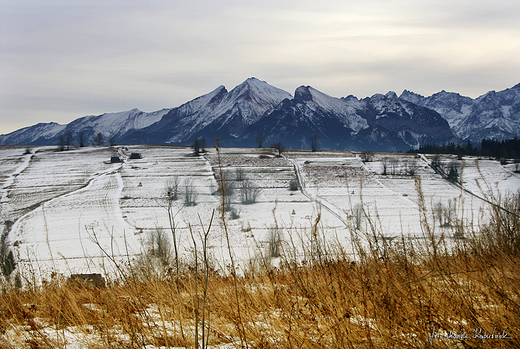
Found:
1,146 -> 519,280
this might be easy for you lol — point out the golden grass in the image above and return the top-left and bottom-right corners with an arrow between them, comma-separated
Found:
1,164 -> 519,348
1,210 -> 519,349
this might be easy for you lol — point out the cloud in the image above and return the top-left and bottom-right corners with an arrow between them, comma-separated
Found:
1,0 -> 520,134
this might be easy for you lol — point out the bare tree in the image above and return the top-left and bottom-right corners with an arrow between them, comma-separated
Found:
64,130 -> 73,150
381,157 -> 389,175
353,204 -> 364,230
389,158 -> 399,175
192,138 -> 202,156
310,134 -> 319,152
58,136 -> 66,151
240,178 -> 260,204
184,179 -> 197,206
165,176 -> 180,201
222,179 -> 235,211
406,159 -> 418,176
267,226 -> 283,258
235,167 -> 246,182
435,200 -> 455,227
271,142 -> 285,157
148,229 -> 171,267
94,132 -> 104,146
360,151 -> 374,163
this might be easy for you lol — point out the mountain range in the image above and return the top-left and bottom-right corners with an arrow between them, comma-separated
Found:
1,77 -> 519,151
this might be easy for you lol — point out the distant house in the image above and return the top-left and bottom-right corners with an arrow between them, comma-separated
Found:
110,156 -> 121,163
129,153 -> 142,159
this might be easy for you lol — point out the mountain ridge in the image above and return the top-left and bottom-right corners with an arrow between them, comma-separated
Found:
1,77 -> 519,151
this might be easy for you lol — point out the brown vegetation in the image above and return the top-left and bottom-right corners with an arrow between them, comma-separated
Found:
1,154 -> 519,348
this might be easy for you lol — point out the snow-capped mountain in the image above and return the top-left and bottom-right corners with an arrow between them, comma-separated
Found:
120,77 -> 292,145
1,78 -> 518,151
400,83 -> 520,143
0,122 -> 66,146
0,108 -> 170,146
240,85 -> 453,151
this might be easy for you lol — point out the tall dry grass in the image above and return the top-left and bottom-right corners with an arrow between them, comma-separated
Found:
1,172 -> 519,348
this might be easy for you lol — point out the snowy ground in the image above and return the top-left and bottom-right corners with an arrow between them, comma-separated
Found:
1,145 -> 519,280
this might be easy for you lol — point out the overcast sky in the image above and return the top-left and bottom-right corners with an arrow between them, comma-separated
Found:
1,0 -> 520,135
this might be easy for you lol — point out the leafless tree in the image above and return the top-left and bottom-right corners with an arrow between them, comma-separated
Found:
192,138 -> 202,156
235,167 -> 246,182
165,176 -> 180,201
381,157 -> 389,175
240,178 -> 260,204
310,134 -> 319,152
58,136 -> 66,151
360,151 -> 374,162
94,132 -> 104,146
406,159 -> 418,176
64,130 -> 73,150
221,179 -> 235,211
271,142 -> 285,157
148,229 -> 171,266
390,158 -> 399,175
353,204 -> 364,230
267,226 -> 283,258
184,179 -> 197,206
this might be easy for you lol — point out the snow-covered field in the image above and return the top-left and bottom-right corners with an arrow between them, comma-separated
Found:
1,145 -> 519,279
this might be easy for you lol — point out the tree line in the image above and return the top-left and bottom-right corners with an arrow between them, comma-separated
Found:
413,138 -> 520,160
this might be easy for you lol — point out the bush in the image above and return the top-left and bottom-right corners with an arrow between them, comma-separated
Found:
184,180 -> 197,206
267,227 -> 282,258
240,179 -> 260,204
360,151 -> 373,162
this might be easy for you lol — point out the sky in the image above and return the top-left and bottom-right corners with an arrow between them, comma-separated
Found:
1,0 -> 520,135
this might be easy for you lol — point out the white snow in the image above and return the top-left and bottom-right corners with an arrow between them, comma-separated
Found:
305,87 -> 368,132
1,146 -> 519,280
79,108 -> 169,136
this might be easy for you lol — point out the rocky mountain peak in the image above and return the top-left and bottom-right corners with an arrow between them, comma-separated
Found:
294,86 -> 313,103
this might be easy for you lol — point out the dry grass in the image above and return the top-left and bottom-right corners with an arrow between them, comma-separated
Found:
1,162 -> 519,348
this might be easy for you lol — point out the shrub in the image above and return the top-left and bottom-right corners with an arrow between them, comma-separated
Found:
184,180 -> 197,206
240,179 -> 260,204
360,151 -> 373,162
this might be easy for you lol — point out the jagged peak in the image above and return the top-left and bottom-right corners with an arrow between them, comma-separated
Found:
294,85 -> 313,102
294,85 -> 342,104
400,89 -> 423,97
341,95 -> 359,102
370,93 -> 386,99
228,77 -> 292,102
385,91 -> 398,99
